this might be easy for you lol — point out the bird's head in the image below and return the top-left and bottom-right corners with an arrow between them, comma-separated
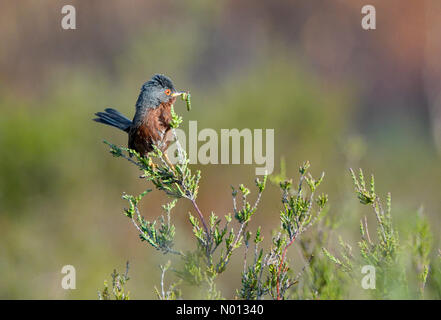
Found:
136,74 -> 185,110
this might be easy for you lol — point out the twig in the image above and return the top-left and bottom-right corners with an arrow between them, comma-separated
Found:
276,234 -> 297,300
364,216 -> 372,245
191,199 -> 210,242
160,265 -> 166,299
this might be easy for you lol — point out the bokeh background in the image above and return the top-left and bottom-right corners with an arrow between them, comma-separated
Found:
1,0 -> 440,299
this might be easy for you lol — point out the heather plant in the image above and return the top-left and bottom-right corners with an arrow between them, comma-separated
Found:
294,215 -> 347,299
102,138 -> 331,299
240,161 -> 329,300
98,102 -> 439,300
98,262 -> 130,300
323,169 -> 438,299
266,159 -> 345,300
409,210 -> 432,298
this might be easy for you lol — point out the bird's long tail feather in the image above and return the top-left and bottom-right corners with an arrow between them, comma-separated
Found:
93,108 -> 132,132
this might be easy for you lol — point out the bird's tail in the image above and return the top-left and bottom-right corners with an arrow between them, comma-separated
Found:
93,108 -> 132,132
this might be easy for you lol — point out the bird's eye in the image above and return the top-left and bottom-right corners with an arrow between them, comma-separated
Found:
164,89 -> 171,96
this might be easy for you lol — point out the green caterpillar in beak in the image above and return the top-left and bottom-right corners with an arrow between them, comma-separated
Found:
181,92 -> 191,111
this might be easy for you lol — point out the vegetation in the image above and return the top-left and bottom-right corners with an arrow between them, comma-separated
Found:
99,109 -> 440,300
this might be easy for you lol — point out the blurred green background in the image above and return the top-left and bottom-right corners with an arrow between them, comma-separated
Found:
0,0 -> 440,299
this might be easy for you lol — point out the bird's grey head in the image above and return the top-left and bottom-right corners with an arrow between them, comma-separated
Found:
135,74 -> 180,110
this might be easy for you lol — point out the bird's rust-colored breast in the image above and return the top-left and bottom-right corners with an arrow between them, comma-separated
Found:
128,97 -> 176,156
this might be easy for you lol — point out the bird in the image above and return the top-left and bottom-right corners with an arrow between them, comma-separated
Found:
93,74 -> 185,167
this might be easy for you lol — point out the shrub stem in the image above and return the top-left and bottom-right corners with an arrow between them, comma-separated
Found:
191,199 -> 210,242
276,235 -> 296,300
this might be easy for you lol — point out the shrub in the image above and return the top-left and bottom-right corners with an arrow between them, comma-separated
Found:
98,108 -> 440,300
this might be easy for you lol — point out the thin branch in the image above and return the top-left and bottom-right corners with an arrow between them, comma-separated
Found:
364,215 -> 373,245
191,199 -> 210,243
160,265 -> 166,299
276,234 -> 297,300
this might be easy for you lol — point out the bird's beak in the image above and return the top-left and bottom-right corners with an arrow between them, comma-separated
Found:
172,91 -> 185,97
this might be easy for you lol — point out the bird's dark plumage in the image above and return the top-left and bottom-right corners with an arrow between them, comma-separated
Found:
93,74 -> 182,157
93,108 -> 132,132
